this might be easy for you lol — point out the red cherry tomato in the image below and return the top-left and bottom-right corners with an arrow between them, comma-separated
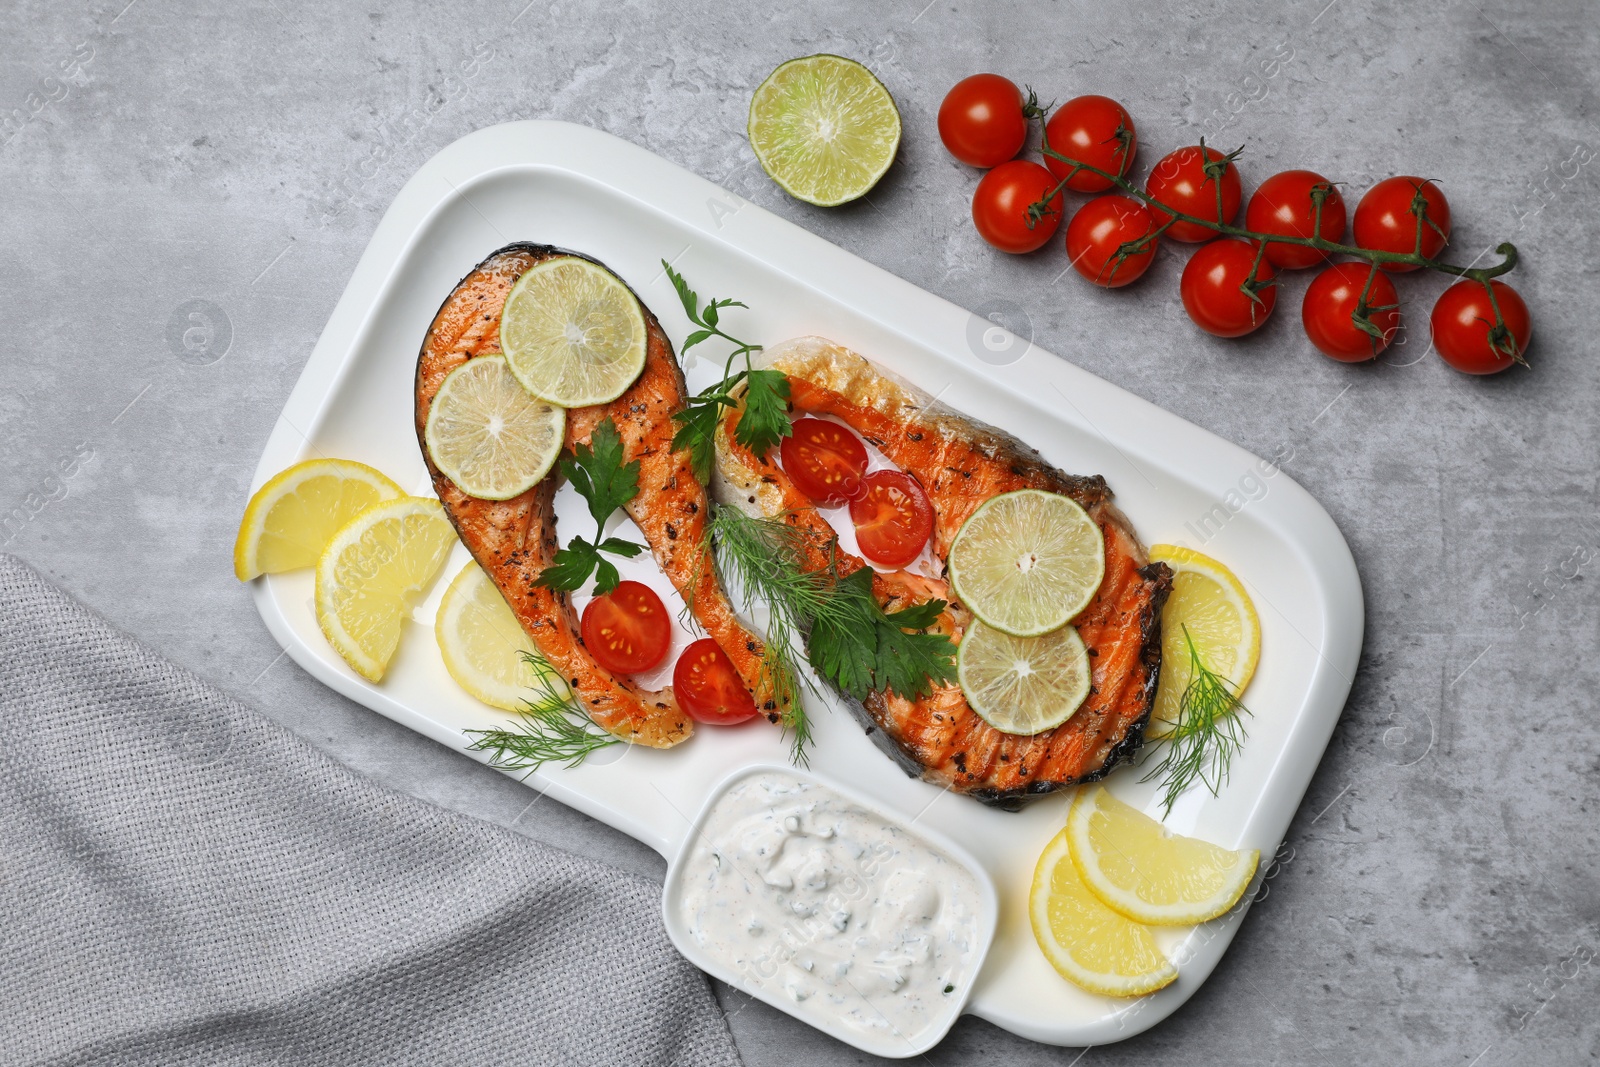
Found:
938,74 -> 1028,168
1300,262 -> 1401,362
673,638 -> 759,725
1064,195 -> 1159,287
1043,95 -> 1137,193
1243,169 -> 1347,270
779,418 -> 869,507
972,160 -> 1063,254
580,580 -> 672,676
1430,280 -> 1531,375
848,470 -> 935,569
1145,145 -> 1242,243
1352,176 -> 1450,272
1179,238 -> 1278,338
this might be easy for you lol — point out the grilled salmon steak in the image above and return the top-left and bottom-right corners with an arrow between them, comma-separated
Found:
714,336 -> 1172,808
415,243 -> 777,747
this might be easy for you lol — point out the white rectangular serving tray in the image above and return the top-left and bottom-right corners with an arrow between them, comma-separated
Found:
248,120 -> 1363,1051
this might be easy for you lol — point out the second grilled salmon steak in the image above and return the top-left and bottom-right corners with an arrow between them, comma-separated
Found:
714,336 -> 1172,807
415,243 -> 778,747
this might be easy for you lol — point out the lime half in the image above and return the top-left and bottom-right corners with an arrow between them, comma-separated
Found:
748,54 -> 901,207
948,489 -> 1106,637
958,619 -> 1091,735
500,256 -> 647,407
425,355 -> 566,500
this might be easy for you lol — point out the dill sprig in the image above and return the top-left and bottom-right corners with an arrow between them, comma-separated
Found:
1140,625 -> 1251,817
464,653 -> 619,775
704,506 -> 957,765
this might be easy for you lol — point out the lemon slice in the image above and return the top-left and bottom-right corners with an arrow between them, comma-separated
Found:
499,256 -> 647,407
436,560 -> 568,711
315,497 -> 457,682
425,355 -> 565,500
1067,786 -> 1259,926
1147,545 -> 1261,737
957,620 -> 1090,735
748,54 -> 901,207
1030,824 -> 1178,998
948,489 -> 1106,637
234,459 -> 402,580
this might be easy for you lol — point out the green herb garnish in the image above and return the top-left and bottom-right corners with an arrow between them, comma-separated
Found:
705,507 -> 958,765
662,261 -> 791,482
534,417 -> 644,596
1141,625 -> 1252,817
465,655 -> 621,773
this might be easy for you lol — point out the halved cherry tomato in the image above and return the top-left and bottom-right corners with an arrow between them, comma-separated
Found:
849,470 -> 934,569
1244,169 -> 1347,270
1430,280 -> 1530,375
779,418 -> 869,507
1301,261 -> 1401,362
1064,194 -> 1159,287
1179,238 -> 1277,338
1145,145 -> 1242,243
1352,176 -> 1450,272
673,638 -> 759,725
1043,95 -> 1137,193
972,160 -> 1063,254
938,74 -> 1028,168
580,580 -> 672,676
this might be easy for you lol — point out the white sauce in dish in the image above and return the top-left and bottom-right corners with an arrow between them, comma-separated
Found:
677,770 -> 985,1047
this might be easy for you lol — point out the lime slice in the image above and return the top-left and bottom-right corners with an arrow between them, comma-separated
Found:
957,619 -> 1091,735
425,355 -> 565,500
948,489 -> 1105,637
748,54 -> 901,207
499,256 -> 647,407
435,560 -> 569,711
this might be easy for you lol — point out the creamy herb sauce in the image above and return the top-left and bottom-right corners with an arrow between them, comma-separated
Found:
678,770 -> 984,1046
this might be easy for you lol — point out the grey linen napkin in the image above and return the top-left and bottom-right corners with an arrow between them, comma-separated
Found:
0,555 -> 743,1067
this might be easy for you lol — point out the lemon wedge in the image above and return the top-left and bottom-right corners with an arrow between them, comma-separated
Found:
435,560 -> 568,711
499,256 -> 646,407
315,497 -> 456,682
1067,785 -> 1259,926
957,620 -> 1090,735
1147,545 -> 1260,737
748,54 -> 901,207
233,459 -> 402,580
425,355 -> 566,500
1030,823 -> 1179,998
948,489 -> 1105,637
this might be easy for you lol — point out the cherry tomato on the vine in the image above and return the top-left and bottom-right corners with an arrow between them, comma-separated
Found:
673,638 -> 759,725
1043,95 -> 1137,193
1064,195 -> 1159,287
1352,176 -> 1450,272
1430,280 -> 1531,375
972,160 -> 1063,254
1244,169 -> 1347,270
580,580 -> 672,676
938,74 -> 1029,168
1145,145 -> 1242,243
779,417 -> 868,507
849,470 -> 935,569
1179,238 -> 1278,338
1301,261 -> 1401,362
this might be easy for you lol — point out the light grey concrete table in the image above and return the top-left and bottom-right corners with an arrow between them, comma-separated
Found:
3,0 -> 1595,1063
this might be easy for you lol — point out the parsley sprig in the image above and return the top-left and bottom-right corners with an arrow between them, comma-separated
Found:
706,507 -> 957,764
535,417 -> 643,596
1140,625 -> 1252,817
662,262 -> 791,483
465,655 -> 620,774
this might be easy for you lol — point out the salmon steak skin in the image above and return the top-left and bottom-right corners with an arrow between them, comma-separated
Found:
712,336 -> 1173,809
414,243 -> 777,748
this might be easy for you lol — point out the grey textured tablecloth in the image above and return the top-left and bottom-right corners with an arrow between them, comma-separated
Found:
0,555 -> 741,1067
